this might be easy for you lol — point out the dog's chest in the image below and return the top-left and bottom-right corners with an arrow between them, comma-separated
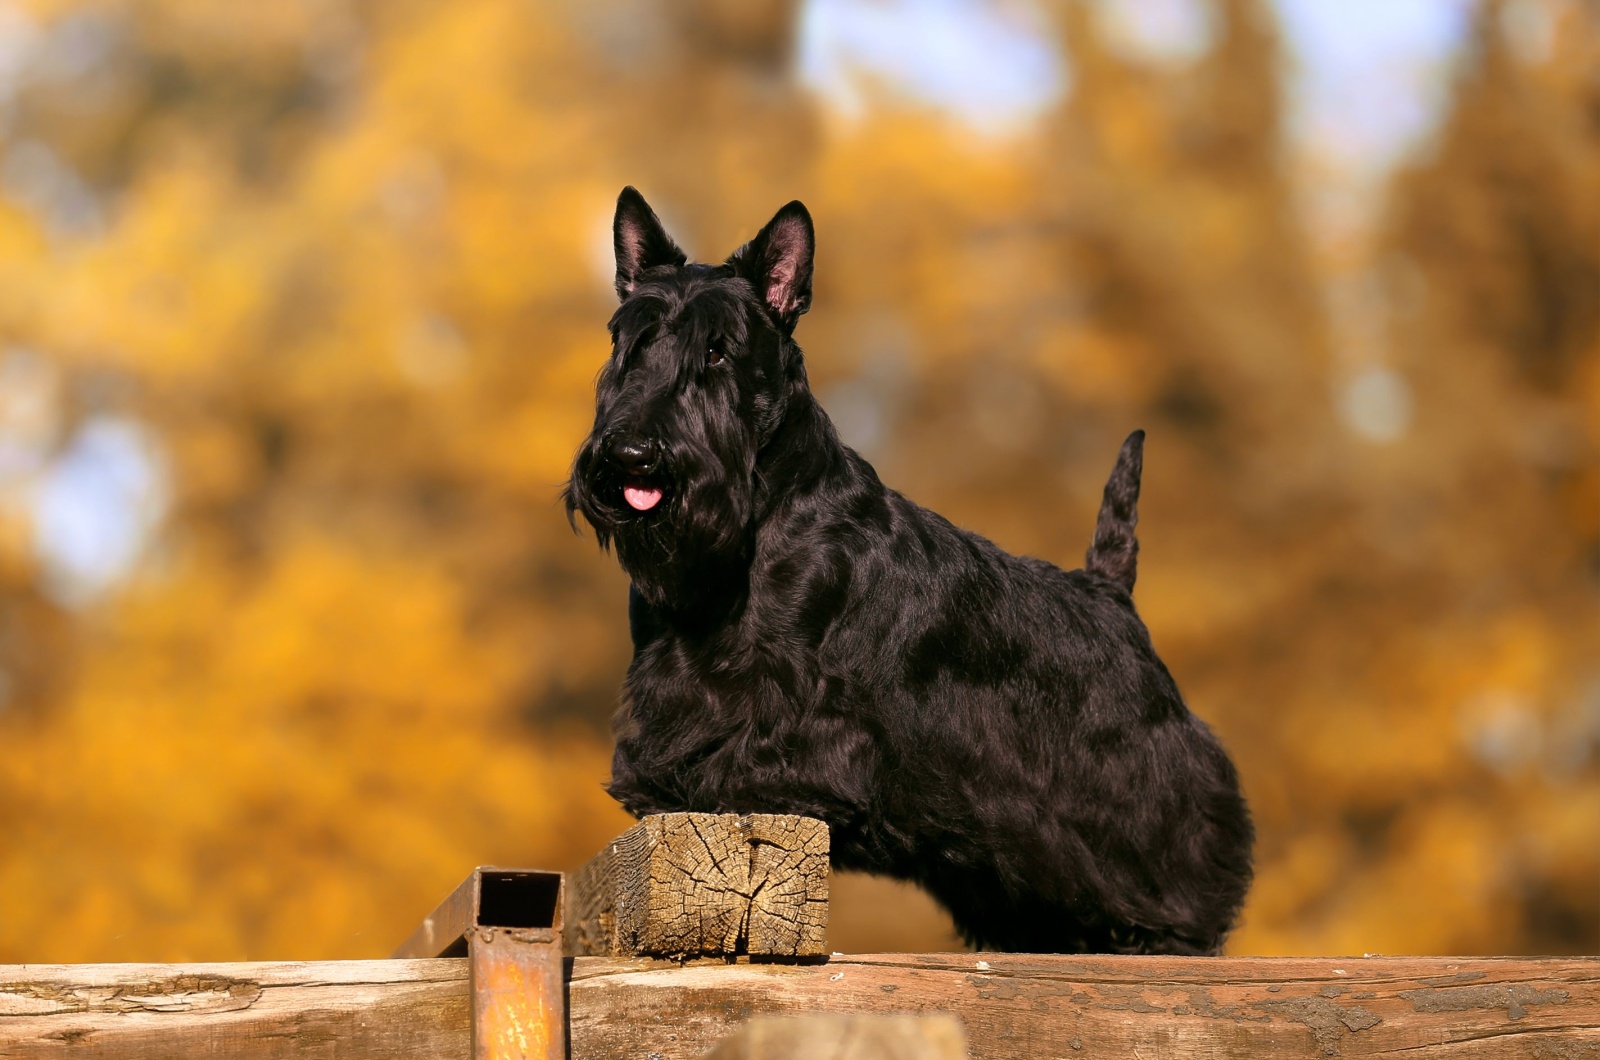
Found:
620,621 -> 883,823
630,623 -> 823,722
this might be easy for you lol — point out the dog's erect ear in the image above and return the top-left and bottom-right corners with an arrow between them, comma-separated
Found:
614,187 -> 686,300
727,200 -> 814,329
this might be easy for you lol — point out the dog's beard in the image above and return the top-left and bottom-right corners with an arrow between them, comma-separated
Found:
565,437 -> 757,613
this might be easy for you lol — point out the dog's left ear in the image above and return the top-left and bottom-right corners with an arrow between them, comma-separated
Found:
728,201 -> 814,329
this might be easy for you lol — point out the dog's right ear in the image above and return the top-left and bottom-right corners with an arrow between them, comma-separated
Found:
613,187 -> 686,300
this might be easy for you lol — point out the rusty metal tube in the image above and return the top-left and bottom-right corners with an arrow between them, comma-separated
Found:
394,867 -> 565,1060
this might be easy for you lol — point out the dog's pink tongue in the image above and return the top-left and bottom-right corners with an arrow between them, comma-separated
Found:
624,486 -> 663,511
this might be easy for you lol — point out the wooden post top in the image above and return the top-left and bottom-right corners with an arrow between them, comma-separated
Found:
565,813 -> 830,960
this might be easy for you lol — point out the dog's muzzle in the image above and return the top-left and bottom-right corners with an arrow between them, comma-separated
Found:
607,435 -> 664,512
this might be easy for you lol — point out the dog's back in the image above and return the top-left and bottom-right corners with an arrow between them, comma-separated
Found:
799,435 -> 1252,953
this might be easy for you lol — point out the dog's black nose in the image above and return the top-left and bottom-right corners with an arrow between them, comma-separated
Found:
608,436 -> 659,474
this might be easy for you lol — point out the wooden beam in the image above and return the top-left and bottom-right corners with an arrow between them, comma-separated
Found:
3,954 -> 1599,1058
564,813 -> 829,959
0,959 -> 469,1059
701,1014 -> 968,1059
569,953 -> 1600,1059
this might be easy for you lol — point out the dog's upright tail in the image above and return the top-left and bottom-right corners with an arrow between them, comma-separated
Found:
1084,429 -> 1145,593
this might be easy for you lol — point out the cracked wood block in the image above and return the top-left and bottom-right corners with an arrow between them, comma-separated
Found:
565,813 -> 829,959
701,1014 -> 968,1060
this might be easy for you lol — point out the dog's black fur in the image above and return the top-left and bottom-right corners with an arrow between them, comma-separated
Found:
565,188 -> 1254,954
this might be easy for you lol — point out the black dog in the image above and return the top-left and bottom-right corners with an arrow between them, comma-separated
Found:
565,188 -> 1253,954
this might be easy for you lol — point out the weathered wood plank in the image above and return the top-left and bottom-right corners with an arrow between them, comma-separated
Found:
565,813 -> 829,959
567,954 -> 1600,1060
0,959 -> 469,1059
3,954 -> 1598,1058
701,1014 -> 968,1059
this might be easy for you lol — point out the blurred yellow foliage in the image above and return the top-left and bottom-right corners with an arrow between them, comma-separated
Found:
0,0 -> 1594,961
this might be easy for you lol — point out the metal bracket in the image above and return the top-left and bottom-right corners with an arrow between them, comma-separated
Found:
394,867 -> 565,1060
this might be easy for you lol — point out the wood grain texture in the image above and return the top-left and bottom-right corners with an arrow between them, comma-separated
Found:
3,954 -> 1597,1058
0,959 -> 469,1059
567,953 -> 1600,1060
565,813 -> 829,959
701,1014 -> 968,1060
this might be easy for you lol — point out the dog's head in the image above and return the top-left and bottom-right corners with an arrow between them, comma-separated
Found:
564,187 -> 816,611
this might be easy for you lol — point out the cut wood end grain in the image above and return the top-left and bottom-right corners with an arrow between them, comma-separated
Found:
566,812 -> 829,959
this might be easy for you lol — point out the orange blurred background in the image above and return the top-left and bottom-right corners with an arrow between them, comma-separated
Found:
0,0 -> 1594,962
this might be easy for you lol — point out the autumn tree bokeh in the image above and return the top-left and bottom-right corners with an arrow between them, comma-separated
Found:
0,0 -> 1593,961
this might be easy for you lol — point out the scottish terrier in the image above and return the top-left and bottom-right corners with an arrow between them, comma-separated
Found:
564,188 -> 1253,954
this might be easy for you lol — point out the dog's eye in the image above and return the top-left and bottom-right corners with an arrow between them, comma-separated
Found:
707,337 -> 726,367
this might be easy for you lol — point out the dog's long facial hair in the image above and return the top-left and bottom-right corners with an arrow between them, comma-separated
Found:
564,188 -> 823,621
564,188 -> 1255,956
